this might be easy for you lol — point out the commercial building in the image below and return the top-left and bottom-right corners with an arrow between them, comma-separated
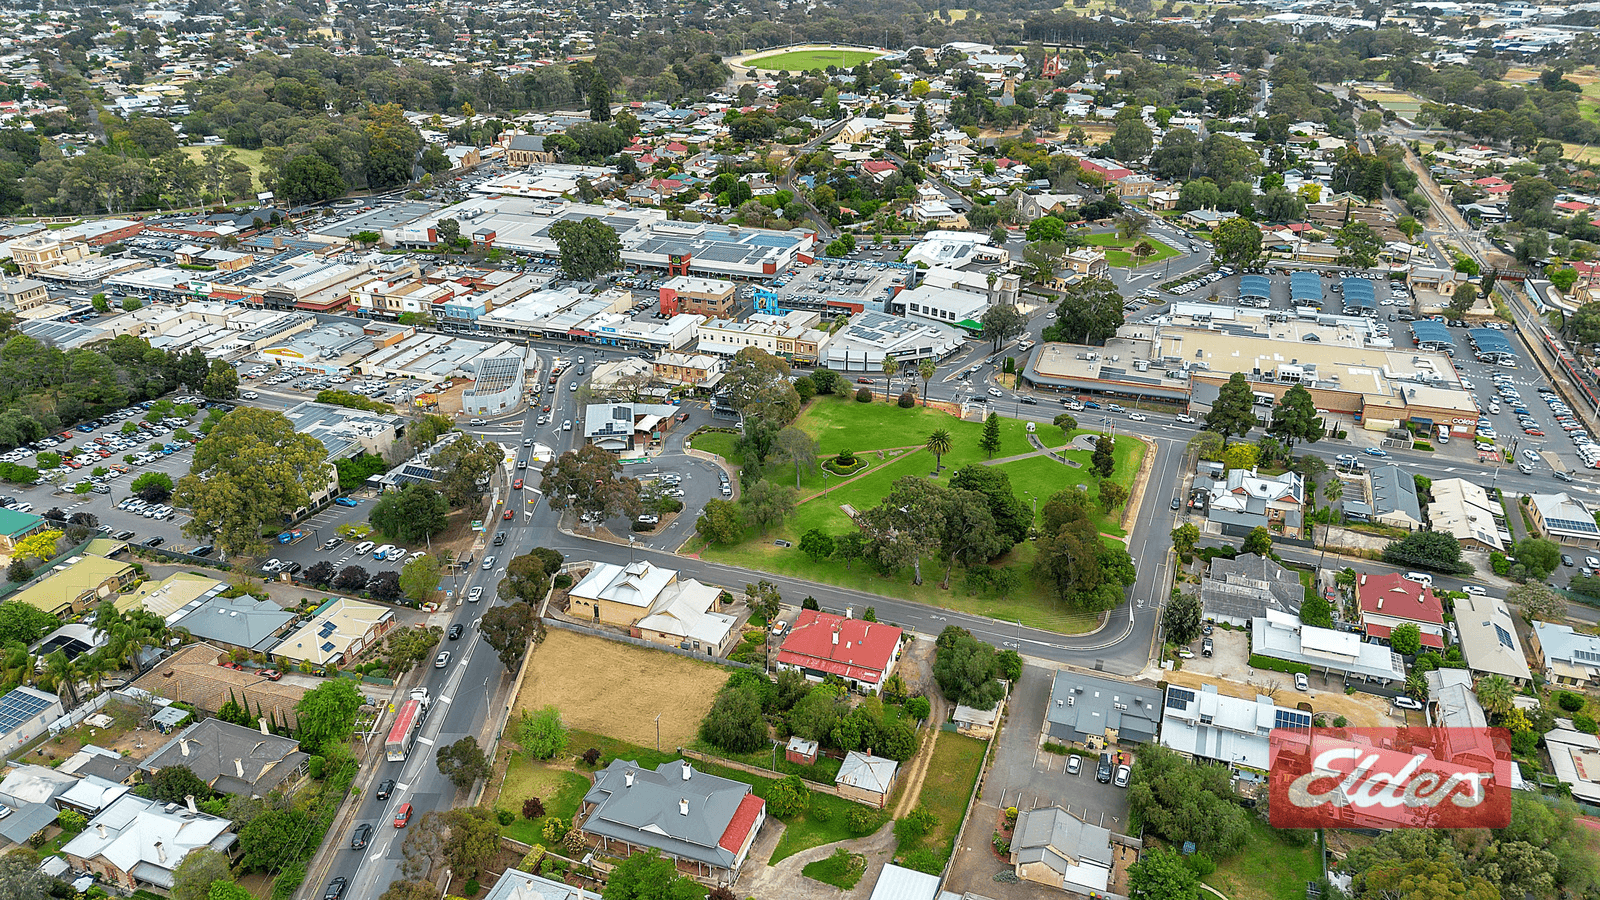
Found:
1356,572 -> 1447,650
1022,321 -> 1477,433
582,402 -> 680,455
1199,553 -> 1303,627
1528,493 -> 1600,548
169,591 -> 295,655
752,259 -> 911,317
60,793 -> 237,893
10,231 -> 89,275
659,276 -> 736,318
0,277 -> 49,312
1249,609 -> 1405,684
1453,594 -> 1531,685
1042,671 -> 1159,751
653,352 -> 723,386
697,311 -> 830,363
918,264 -> 1021,306
903,231 -> 1010,269
1530,621 -> 1600,686
577,759 -> 765,885
818,311 -> 964,372
462,350 -> 529,417
282,400 -> 405,465
892,282 -> 989,330
271,596 -> 395,670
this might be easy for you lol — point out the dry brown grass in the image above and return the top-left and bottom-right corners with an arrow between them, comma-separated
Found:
512,628 -> 728,747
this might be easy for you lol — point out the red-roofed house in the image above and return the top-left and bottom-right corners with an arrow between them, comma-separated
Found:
1356,573 -> 1447,650
859,159 -> 899,184
1473,176 -> 1507,187
775,610 -> 904,694
1557,200 -> 1594,214
1078,159 -> 1132,181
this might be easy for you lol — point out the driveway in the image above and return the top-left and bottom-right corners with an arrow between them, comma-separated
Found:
736,821 -> 898,900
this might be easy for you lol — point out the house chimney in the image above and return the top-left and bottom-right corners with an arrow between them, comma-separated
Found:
185,795 -> 197,814
235,758 -> 245,779
681,761 -> 692,781
154,842 -> 166,864
845,606 -> 853,619
832,629 -> 839,646
259,717 -> 270,735
1377,598 -> 1383,610
679,798 -> 689,816
96,824 -> 106,838
625,769 -> 635,788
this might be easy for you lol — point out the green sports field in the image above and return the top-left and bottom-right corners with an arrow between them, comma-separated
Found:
745,49 -> 884,72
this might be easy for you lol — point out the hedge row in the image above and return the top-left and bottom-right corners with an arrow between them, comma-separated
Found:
1248,653 -> 1311,676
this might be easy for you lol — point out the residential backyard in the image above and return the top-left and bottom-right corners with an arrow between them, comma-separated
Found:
1202,820 -> 1323,900
913,733 -> 988,862
689,394 -> 1142,631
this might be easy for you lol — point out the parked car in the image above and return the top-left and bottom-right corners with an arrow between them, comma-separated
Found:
1294,672 -> 1309,691
1392,696 -> 1425,711
1096,754 -> 1114,783
1114,764 -> 1131,788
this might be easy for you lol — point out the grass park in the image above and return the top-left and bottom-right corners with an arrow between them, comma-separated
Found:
687,392 -> 1144,631
1082,233 -> 1182,269
743,48 -> 884,72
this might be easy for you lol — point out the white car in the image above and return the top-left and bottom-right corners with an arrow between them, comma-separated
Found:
987,388 -> 1003,397
1294,672 -> 1309,691
468,586 -> 484,602
387,549 -> 407,565
353,541 -> 375,555
1175,414 -> 1195,423
1462,585 -> 1487,595
1127,412 -> 1147,421
1523,449 -> 1540,462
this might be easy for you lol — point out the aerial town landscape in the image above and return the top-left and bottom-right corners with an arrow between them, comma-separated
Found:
4,0 -> 1600,899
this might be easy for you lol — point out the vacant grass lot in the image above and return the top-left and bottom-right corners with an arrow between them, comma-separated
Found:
915,733 -> 988,862
745,49 -> 884,71
512,629 -> 728,748
694,395 -> 1141,631
1204,820 -> 1322,900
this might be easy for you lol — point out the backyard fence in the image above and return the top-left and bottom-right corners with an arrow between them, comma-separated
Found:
47,691 -> 113,736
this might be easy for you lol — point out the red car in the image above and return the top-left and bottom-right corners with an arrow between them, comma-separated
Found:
513,478 -> 523,490
393,803 -> 412,828
856,377 -> 873,384
1525,428 -> 1545,436
503,509 -> 515,520
261,669 -> 282,681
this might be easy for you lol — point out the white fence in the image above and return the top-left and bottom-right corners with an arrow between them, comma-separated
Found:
47,691 -> 112,736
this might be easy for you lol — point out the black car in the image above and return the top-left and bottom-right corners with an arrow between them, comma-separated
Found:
1171,497 -> 1181,510
324,878 -> 348,900
448,624 -> 464,640
1096,753 -> 1114,784
350,824 -> 372,849
1019,396 -> 1038,405
282,561 -> 302,575
376,779 -> 395,800
143,536 -> 164,547
192,546 -> 214,557
493,532 -> 506,546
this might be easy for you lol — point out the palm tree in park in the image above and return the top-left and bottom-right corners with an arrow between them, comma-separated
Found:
918,359 -> 937,405
925,429 -> 952,473
880,356 -> 900,400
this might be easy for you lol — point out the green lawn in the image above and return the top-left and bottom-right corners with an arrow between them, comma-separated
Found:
1082,233 -> 1182,268
803,849 -> 867,889
912,733 -> 988,862
495,753 -> 593,845
180,144 -> 270,184
694,395 -> 1143,631
745,49 -> 884,71
1204,820 -> 1323,900
689,430 -> 742,465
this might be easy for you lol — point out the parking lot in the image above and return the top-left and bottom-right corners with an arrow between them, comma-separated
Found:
981,665 -> 1132,832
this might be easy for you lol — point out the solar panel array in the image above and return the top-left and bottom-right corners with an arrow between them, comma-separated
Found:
1341,277 -> 1375,303
1274,709 -> 1313,730
1239,275 -> 1271,300
1167,687 -> 1196,711
1545,516 -> 1599,535
1290,272 -> 1323,303
1495,624 -> 1515,650
0,690 -> 54,736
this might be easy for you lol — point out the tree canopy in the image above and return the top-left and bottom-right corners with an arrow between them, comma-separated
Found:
174,407 -> 328,559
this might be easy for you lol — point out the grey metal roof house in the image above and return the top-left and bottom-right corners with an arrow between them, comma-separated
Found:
578,759 -> 766,885
1367,464 -> 1423,531
1009,806 -> 1114,893
139,718 -> 308,797
482,868 -> 603,900
1042,671 -> 1160,749
1200,553 -> 1304,626
170,590 -> 295,654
